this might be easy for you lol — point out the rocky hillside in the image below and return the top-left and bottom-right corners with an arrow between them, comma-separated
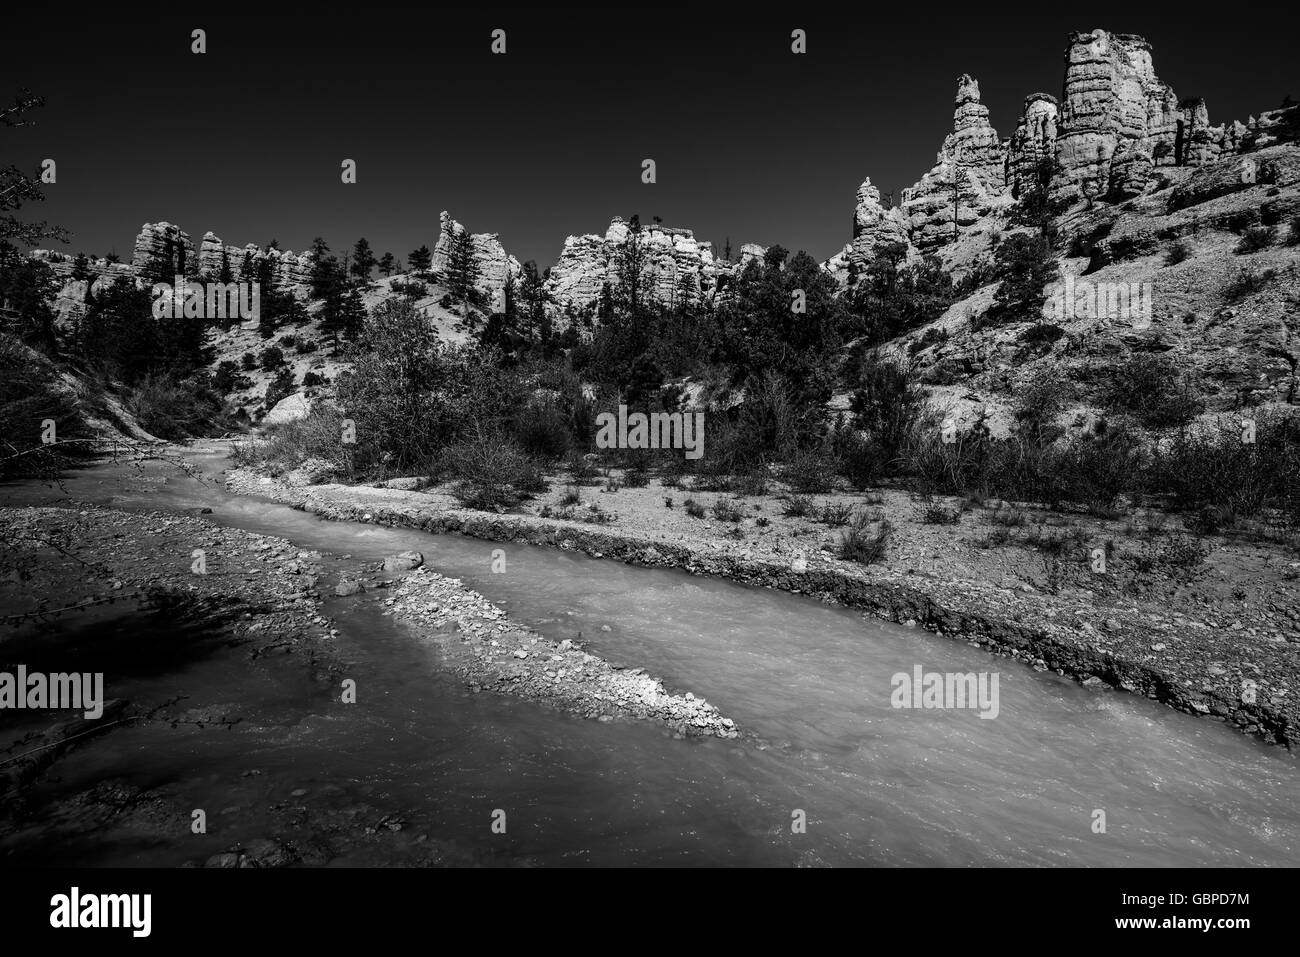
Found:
26,26 -> 1300,431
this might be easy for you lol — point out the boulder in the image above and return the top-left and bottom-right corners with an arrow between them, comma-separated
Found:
264,392 -> 312,426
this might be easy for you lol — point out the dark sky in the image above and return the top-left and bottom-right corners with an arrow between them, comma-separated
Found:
4,7 -> 1295,268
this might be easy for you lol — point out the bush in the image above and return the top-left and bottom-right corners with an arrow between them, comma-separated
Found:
1099,353 -> 1204,430
240,352 -> 257,371
125,373 -> 232,442
839,518 -> 891,565
263,366 -> 296,409
259,346 -> 285,371
977,233 -> 1058,329
262,405 -> 349,476
918,503 -> 961,525
833,425 -> 885,490
782,495 -> 815,518
441,431 -> 546,511
212,359 -> 246,394
1223,267 -> 1275,301
818,502 -> 855,526
684,498 -> 706,518
1235,225 -> 1277,254
1150,413 -> 1299,520
512,396 -> 572,462
848,352 -> 925,465
712,498 -> 744,522
1164,240 -> 1191,266
0,335 -> 96,478
780,446 -> 839,493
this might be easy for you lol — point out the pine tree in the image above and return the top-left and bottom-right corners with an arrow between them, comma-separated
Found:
308,237 -> 335,298
351,237 -> 376,285
340,285 -> 366,341
70,252 -> 91,281
408,245 -> 432,273
219,249 -> 233,284
379,252 -> 396,277
446,228 -> 478,301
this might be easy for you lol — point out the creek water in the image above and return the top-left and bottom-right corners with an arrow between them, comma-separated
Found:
3,449 -> 1299,866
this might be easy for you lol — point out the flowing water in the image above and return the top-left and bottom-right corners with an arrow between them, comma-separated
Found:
3,449 -> 1299,867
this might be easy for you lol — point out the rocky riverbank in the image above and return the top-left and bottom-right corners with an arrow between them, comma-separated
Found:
225,464 -> 1300,750
383,565 -> 737,738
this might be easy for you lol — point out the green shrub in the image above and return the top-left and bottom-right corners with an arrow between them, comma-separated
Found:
780,446 -> 839,493
1224,267 -> 1275,301
839,519 -> 891,565
1164,240 -> 1191,266
818,502 -> 855,526
712,498 -> 744,522
442,431 -> 546,511
782,495 -> 815,518
262,405 -> 349,475
918,503 -> 961,525
1235,225 -> 1277,254
1099,354 -> 1204,430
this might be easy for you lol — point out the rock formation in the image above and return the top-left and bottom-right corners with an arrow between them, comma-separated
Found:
197,232 -> 313,288
430,210 -> 522,312
125,222 -> 313,289
1005,94 -> 1059,198
1048,29 -> 1296,203
130,222 -> 195,276
850,177 -> 911,269
900,75 -> 1013,251
544,217 -> 736,312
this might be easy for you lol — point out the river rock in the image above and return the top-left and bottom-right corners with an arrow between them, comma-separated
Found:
382,550 -> 424,572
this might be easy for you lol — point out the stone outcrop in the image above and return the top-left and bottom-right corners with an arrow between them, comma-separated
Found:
849,177 -> 911,271
125,223 -> 312,289
1006,94 -> 1059,198
900,75 -> 1012,251
430,210 -> 522,312
130,222 -> 195,276
197,232 -> 312,288
1048,29 -> 1297,204
28,250 -> 135,286
841,27 -> 1298,268
544,217 -> 736,312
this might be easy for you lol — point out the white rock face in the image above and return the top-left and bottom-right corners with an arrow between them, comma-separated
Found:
900,75 -> 1013,251
543,217 -> 740,312
131,221 -> 195,275
1006,94 -> 1059,198
197,232 -> 313,288
430,210 -> 522,312
850,177 -> 911,270
263,392 -> 312,425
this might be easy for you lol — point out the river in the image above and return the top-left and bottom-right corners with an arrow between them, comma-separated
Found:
3,447 -> 1299,866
